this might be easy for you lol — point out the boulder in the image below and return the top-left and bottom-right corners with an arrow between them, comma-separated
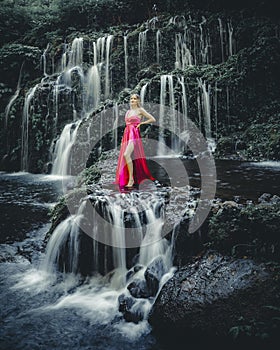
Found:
144,256 -> 168,296
149,251 -> 279,345
118,293 -> 145,323
127,278 -> 150,298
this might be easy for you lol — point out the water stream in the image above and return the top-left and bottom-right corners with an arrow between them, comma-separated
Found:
1,160 -> 279,349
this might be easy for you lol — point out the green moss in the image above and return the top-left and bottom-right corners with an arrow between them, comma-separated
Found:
77,165 -> 102,186
207,203 -> 280,261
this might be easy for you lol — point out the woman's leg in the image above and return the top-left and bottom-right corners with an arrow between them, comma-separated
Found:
124,141 -> 134,186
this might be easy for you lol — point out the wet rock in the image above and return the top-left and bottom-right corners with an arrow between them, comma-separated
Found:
258,193 -> 273,203
126,264 -> 144,281
136,64 -> 161,80
149,251 -> 276,341
258,193 -> 280,204
172,217 -> 204,266
118,293 -> 143,323
127,278 -> 150,298
144,256 -> 168,296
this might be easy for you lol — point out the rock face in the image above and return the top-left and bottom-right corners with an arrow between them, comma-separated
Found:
149,251 -> 277,343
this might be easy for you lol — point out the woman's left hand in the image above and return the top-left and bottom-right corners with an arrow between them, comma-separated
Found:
136,123 -> 141,129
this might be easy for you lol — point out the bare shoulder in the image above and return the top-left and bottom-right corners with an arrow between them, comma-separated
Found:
138,107 -> 150,116
139,107 -> 156,122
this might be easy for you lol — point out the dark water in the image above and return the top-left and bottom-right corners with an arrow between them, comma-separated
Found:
0,160 -> 279,350
0,172 -> 64,244
150,158 -> 280,202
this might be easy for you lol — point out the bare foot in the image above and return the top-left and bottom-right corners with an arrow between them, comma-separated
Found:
126,179 -> 134,187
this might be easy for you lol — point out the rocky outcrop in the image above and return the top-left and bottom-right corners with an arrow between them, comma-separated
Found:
149,251 -> 280,345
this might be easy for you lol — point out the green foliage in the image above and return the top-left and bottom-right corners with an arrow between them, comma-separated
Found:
77,164 -> 101,186
207,203 -> 280,261
56,0 -> 151,31
229,307 -> 280,342
0,2 -> 32,46
239,124 -> 280,160
0,43 -> 41,86
0,82 -> 13,100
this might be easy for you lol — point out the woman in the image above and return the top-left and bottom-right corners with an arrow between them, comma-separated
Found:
115,94 -> 156,188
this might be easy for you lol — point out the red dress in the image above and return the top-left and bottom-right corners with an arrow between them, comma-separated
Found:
115,110 -> 155,187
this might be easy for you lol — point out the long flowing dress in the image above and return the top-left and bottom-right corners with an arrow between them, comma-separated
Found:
115,110 -> 155,187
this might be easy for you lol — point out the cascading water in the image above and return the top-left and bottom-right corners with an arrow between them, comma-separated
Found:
199,16 -> 210,64
140,83 -> 148,105
67,37 -> 84,68
41,189 -> 175,324
175,32 -> 193,69
124,34 -> 128,88
41,43 -> 51,77
177,76 -> 188,133
197,78 -> 212,139
158,75 -> 178,156
60,43 -> 68,72
156,29 -> 161,64
2,14 -> 237,174
85,65 -> 101,111
21,85 -> 38,171
104,35 -> 114,99
197,78 -> 216,151
218,18 -> 225,62
0,12 -> 247,347
50,34 -> 114,175
227,20 -> 234,56
138,29 -> 148,67
51,120 -> 81,175
5,62 -> 24,128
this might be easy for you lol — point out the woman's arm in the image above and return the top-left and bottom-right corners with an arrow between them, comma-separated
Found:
137,107 -> 156,128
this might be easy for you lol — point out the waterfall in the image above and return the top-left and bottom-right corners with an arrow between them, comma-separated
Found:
93,35 -> 114,99
218,18 -> 225,62
214,81 -> 218,138
67,37 -> 83,68
51,120 -> 81,175
197,89 -> 202,131
175,32 -> 192,69
42,191 -> 173,279
158,75 -> 177,156
105,35 -> 114,99
104,198 -> 127,288
95,36 -> 105,65
138,201 -> 166,266
21,85 -> 38,171
41,43 -> 50,76
178,76 -> 188,132
124,35 -> 128,88
138,29 -> 148,67
197,78 -> 212,139
60,43 -> 68,72
226,85 -> 230,126
158,75 -> 168,156
140,83 -> 148,105
85,65 -> 101,112
49,34 -> 114,175
40,190 -> 175,326
156,29 -> 161,64
42,201 -> 87,274
5,62 -> 24,128
227,20 -> 234,56
14,14 -> 238,175
199,16 -> 210,64
52,76 -> 60,134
